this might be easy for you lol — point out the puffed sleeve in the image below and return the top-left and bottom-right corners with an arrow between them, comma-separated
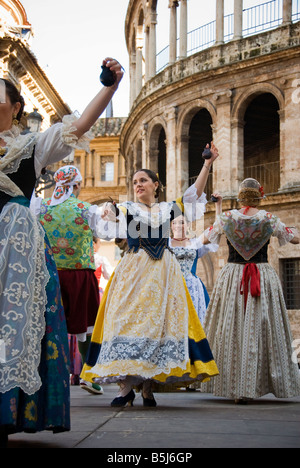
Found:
34,114 -> 94,177
173,184 -> 207,222
189,237 -> 219,256
203,215 -> 225,245
271,215 -> 296,246
87,204 -> 127,240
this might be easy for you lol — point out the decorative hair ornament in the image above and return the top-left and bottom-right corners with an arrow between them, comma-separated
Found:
259,186 -> 265,198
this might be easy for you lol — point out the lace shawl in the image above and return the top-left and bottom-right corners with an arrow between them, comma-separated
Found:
205,209 -> 295,261
0,127 -> 38,197
91,185 -> 207,240
0,117 -> 93,394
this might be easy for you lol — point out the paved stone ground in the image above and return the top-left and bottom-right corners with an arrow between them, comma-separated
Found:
6,384 -> 300,449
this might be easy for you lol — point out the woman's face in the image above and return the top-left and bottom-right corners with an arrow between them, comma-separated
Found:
93,238 -> 101,252
171,215 -> 188,239
0,91 -> 21,132
133,171 -> 158,203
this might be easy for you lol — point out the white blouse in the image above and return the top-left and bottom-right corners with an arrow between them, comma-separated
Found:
88,187 -> 208,240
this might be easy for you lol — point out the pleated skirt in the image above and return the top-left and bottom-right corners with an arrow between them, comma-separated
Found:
81,249 -> 219,387
202,263 -> 300,399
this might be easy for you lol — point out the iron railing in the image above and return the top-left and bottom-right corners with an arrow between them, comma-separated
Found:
244,161 -> 280,194
157,0 -> 300,73
189,161 -> 280,199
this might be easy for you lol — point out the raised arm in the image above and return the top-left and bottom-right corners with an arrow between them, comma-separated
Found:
194,142 -> 219,197
211,192 -> 223,216
71,58 -> 124,139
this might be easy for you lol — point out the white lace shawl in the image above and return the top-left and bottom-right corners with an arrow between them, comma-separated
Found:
89,186 -> 208,240
0,115 -> 93,394
0,114 -> 93,198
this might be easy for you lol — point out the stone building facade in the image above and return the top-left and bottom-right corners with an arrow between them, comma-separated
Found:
0,0 -> 71,128
50,116 -> 128,270
121,0 -> 300,338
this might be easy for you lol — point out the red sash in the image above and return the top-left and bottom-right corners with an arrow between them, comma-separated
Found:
240,263 -> 261,308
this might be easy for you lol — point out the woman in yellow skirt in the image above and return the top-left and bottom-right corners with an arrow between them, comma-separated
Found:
81,145 -> 220,407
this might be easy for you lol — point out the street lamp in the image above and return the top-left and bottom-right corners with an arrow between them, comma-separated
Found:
27,108 -> 43,133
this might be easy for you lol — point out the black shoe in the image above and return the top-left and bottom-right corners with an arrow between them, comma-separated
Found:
0,431 -> 8,448
111,389 -> 135,407
142,395 -> 157,407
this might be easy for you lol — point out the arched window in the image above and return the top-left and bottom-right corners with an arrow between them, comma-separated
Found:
244,93 -> 280,194
149,124 -> 166,201
188,109 -> 213,197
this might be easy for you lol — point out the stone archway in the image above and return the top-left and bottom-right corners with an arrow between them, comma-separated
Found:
177,99 -> 216,194
231,83 -> 284,192
244,93 -> 280,194
148,121 -> 167,201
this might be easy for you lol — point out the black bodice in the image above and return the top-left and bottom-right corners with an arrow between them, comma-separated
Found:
0,150 -> 36,213
227,239 -> 269,264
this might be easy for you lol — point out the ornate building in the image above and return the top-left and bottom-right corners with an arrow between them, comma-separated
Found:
121,0 -> 300,336
72,115 -> 127,205
0,0 -> 71,128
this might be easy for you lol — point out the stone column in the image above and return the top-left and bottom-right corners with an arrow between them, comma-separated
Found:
233,0 -> 243,40
231,118 -> 245,195
141,124 -> 148,168
282,0 -> 293,25
179,0 -> 188,59
169,1 -> 179,64
212,91 -> 233,197
145,26 -> 150,82
85,151 -> 94,187
94,151 -> 101,186
215,0 -> 224,45
130,55 -> 136,107
177,134 -> 189,195
149,12 -> 157,78
136,44 -> 143,97
164,106 -> 178,200
279,78 -> 300,191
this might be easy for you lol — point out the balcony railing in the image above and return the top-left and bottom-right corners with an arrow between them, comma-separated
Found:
244,161 -> 280,195
157,0 -> 300,73
189,161 -> 280,201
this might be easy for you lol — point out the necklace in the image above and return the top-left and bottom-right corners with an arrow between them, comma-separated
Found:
173,238 -> 188,242
139,202 -> 156,209
0,147 -> 7,156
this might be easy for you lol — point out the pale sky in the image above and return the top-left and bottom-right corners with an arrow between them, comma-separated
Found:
20,0 -> 262,117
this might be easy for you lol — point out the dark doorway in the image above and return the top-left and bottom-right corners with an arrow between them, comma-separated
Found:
188,109 -> 213,195
244,93 -> 280,193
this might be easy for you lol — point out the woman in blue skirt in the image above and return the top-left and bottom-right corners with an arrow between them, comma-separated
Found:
0,59 -> 124,446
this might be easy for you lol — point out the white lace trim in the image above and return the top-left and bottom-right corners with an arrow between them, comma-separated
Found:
60,114 -> 94,153
0,203 -> 49,395
121,201 -> 174,228
120,187 -> 207,228
0,130 -> 37,197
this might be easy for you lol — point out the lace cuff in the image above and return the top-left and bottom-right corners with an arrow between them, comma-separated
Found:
272,217 -> 296,246
204,215 -> 224,245
61,114 -> 94,153
88,204 -> 127,240
182,184 -> 207,222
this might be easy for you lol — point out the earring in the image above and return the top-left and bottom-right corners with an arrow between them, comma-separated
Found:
12,115 -> 19,126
